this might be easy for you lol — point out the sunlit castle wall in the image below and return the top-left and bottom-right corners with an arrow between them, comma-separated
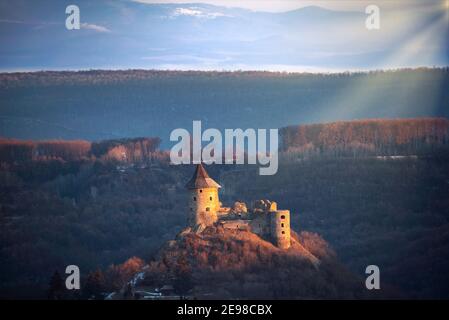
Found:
189,187 -> 220,226
270,210 -> 291,249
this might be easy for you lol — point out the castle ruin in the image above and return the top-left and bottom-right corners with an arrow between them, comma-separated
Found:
185,164 -> 291,249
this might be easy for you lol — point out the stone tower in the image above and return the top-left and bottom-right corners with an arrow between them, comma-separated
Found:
270,210 -> 291,249
186,164 -> 221,227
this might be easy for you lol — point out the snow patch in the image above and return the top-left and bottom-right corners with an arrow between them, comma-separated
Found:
171,7 -> 231,19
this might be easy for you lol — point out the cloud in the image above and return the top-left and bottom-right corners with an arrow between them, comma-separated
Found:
141,54 -> 232,64
144,62 -> 348,73
80,23 -> 111,33
170,7 -> 231,19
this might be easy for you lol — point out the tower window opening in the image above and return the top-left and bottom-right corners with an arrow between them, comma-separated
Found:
281,223 -> 284,227
200,189 -> 203,193
281,215 -> 286,219
193,197 -> 196,201
282,231 -> 285,234
210,196 -> 213,201
206,207 -> 210,211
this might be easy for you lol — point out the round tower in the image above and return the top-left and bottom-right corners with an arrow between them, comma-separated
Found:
186,164 -> 221,227
270,210 -> 291,249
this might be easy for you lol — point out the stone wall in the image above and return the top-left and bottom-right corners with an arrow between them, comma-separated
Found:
189,187 -> 219,226
270,210 -> 291,249
249,213 -> 270,236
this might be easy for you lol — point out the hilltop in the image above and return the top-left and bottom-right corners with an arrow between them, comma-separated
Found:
123,226 -> 385,299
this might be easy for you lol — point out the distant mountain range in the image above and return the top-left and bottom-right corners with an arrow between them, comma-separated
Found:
0,0 -> 447,71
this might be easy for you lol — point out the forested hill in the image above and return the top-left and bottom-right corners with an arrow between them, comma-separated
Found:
1,118 -> 448,164
0,137 -> 162,163
0,68 -> 448,144
1,117 -> 449,298
280,118 -> 449,158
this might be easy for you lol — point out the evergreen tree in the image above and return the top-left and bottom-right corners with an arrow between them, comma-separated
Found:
173,270 -> 193,296
83,270 -> 105,300
48,270 -> 65,300
123,283 -> 135,300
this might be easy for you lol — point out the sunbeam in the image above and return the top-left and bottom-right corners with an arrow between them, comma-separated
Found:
290,3 -> 448,124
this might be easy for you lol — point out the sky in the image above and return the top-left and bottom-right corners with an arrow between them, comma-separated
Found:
0,0 -> 447,72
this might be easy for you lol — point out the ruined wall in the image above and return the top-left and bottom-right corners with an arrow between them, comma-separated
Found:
249,213 -> 270,236
220,220 -> 251,231
253,199 -> 277,212
187,193 -> 292,250
189,187 -> 219,226
250,200 -> 277,239
270,210 -> 291,249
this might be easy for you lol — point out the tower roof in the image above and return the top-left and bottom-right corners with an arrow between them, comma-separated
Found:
186,164 -> 221,189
